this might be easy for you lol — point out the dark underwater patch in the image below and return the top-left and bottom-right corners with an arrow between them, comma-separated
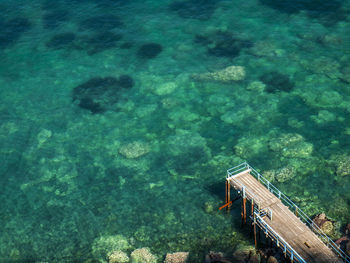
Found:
0,17 -> 32,48
72,75 -> 134,113
260,72 -> 294,92
75,32 -> 123,55
46,32 -> 76,49
260,0 -> 344,25
169,0 -> 218,20
79,15 -> 123,31
137,43 -> 163,59
195,31 -> 253,58
260,0 -> 342,14
42,10 -> 70,29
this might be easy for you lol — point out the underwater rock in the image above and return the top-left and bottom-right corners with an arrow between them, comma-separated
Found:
334,155 -> 350,177
92,235 -> 131,263
109,250 -> 129,263
43,9 -> 69,29
302,89 -> 344,109
310,110 -> 336,124
72,75 -> 133,113
267,256 -> 278,263
204,201 -> 215,214
299,56 -> 341,79
169,0 -> 217,20
118,141 -> 150,159
153,82 -> 177,96
259,0 -> 342,14
195,31 -> 253,58
232,245 -> 256,262
234,135 -> 269,160
346,223 -> 350,235
192,66 -> 246,83
268,133 -> 313,158
130,248 -> 157,263
164,252 -> 189,263
165,130 -> 211,176
137,43 -> 163,59
260,72 -> 294,93
0,17 -> 32,48
248,40 -> 281,57
313,213 -> 334,236
274,166 -> 296,183
246,81 -> 266,92
340,65 -> 350,83
37,129 -> 52,147
205,251 -> 231,263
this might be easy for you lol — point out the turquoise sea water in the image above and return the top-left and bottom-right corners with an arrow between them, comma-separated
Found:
1,0 -> 350,262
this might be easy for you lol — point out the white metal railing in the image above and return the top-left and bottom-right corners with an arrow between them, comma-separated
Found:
254,211 -> 306,263
227,162 -> 350,263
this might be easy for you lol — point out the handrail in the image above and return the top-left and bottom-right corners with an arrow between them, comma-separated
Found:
227,162 -> 350,263
254,211 -> 306,263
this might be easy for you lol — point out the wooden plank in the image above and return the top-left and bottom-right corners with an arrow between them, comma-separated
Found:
228,172 -> 343,263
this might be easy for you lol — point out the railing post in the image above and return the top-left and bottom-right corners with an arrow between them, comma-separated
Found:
295,206 -> 298,217
267,181 -> 270,191
278,190 -> 281,199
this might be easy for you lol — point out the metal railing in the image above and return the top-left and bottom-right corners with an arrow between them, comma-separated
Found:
254,211 -> 306,263
227,162 -> 350,263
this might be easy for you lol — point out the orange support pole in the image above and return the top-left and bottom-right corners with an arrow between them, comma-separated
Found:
225,180 -> 231,212
254,214 -> 257,249
243,198 -> 247,224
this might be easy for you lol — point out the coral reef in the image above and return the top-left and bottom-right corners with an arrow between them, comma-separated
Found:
137,43 -> 163,59
130,248 -> 157,263
192,66 -> 246,82
164,252 -> 189,263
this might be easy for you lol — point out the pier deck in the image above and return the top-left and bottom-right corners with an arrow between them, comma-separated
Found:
226,163 -> 349,263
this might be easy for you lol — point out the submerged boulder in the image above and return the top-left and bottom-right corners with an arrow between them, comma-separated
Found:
119,141 -> 150,159
192,65 -> 246,82
130,248 -> 157,263
164,252 -> 189,263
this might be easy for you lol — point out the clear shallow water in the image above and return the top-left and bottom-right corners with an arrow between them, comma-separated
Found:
0,0 -> 350,262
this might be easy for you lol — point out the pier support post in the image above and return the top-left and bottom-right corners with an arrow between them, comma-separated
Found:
241,197 -> 247,226
254,213 -> 257,249
225,180 -> 231,212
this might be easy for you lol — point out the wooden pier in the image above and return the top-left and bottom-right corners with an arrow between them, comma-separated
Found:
222,163 -> 350,263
